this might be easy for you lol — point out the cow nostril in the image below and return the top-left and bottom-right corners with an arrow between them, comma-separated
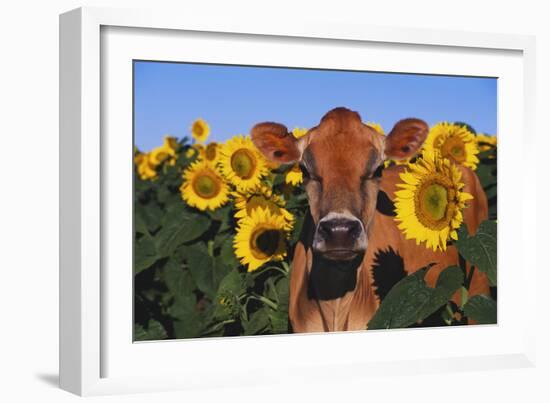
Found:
347,220 -> 362,238
319,221 -> 333,238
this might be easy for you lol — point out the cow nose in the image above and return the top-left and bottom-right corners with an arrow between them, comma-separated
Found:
318,218 -> 362,242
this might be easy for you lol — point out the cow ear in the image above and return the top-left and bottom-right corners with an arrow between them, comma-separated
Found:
251,122 -> 304,163
384,118 -> 429,160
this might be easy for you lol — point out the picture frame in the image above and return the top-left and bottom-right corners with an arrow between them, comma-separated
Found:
59,6 -> 537,396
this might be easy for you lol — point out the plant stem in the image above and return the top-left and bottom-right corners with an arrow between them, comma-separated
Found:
207,240 -> 214,257
201,319 -> 235,336
249,294 -> 278,310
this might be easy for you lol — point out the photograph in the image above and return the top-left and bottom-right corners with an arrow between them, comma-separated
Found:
133,61 -> 497,340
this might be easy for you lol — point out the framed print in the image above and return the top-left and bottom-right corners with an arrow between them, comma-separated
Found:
59,7 -> 537,396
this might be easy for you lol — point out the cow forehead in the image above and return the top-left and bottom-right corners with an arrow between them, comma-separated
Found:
305,127 -> 383,177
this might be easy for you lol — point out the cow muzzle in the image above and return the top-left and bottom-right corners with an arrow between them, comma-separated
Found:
312,212 -> 367,261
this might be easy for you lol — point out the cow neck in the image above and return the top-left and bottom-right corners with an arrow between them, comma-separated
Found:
308,252 -> 363,301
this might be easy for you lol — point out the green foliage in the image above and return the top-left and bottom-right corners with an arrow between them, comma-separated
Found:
134,319 -> 168,341
463,295 -> 497,324
368,266 -> 464,329
368,216 -> 498,329
476,147 -> 497,220
456,221 -> 497,286
134,140 -> 302,340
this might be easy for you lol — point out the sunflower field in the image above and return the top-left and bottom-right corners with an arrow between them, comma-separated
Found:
134,118 -> 497,340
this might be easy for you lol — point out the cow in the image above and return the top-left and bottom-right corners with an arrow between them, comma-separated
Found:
251,107 -> 490,333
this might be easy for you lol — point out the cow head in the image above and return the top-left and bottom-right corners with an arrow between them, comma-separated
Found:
251,107 -> 428,261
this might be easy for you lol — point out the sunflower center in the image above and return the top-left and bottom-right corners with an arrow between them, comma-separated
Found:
205,143 -> 217,161
422,184 -> 448,221
193,122 -> 204,137
250,228 -> 283,259
231,149 -> 257,179
441,136 -> 466,163
192,172 -> 220,199
415,176 -> 455,230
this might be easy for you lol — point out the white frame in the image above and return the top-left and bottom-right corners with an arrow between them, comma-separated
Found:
60,6 -> 537,396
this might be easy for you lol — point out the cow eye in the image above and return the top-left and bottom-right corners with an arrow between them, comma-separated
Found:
372,165 -> 384,178
299,164 -> 322,183
299,164 -> 311,180
362,165 -> 384,182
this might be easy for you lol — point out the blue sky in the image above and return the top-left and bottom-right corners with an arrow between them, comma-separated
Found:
134,61 -> 497,151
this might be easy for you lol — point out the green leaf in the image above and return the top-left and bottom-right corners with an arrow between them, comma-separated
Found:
134,319 -> 167,341
208,204 -> 233,232
219,235 -> 240,268
155,206 -> 210,257
134,235 -> 158,274
264,277 -> 279,303
484,185 -> 497,200
289,213 -> 306,244
456,220 -> 497,286
135,212 -> 149,236
463,295 -> 497,324
217,269 -> 243,296
135,203 -> 163,234
459,286 -> 469,308
211,270 -> 243,322
184,244 -> 231,298
275,276 -> 290,308
163,259 -> 195,297
243,308 -> 270,335
269,309 -> 288,333
475,162 -> 497,190
368,265 -> 463,330
171,295 -> 202,338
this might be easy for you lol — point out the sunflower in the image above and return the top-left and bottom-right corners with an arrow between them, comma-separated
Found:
219,135 -> 269,192
285,164 -> 303,186
394,150 -> 473,252
234,185 -> 294,228
292,127 -> 309,139
476,133 -> 497,152
180,160 -> 229,211
190,118 -> 210,143
201,142 -> 220,163
149,136 -> 178,166
134,152 -> 157,180
234,207 -> 288,272
424,122 -> 479,170
163,135 -> 179,152
366,121 -> 385,135
185,143 -> 204,160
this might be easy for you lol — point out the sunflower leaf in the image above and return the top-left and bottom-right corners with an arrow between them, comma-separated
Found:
243,308 -> 270,335
269,309 -> 289,334
134,234 -> 159,274
134,319 -> 167,341
217,269 -> 243,297
368,265 -> 463,330
163,259 -> 195,297
155,207 -> 210,257
183,244 -> 231,299
456,220 -> 497,286
219,235 -> 240,268
171,295 -> 203,338
463,295 -> 497,324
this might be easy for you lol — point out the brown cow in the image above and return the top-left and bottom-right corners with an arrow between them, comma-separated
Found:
251,107 -> 489,333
